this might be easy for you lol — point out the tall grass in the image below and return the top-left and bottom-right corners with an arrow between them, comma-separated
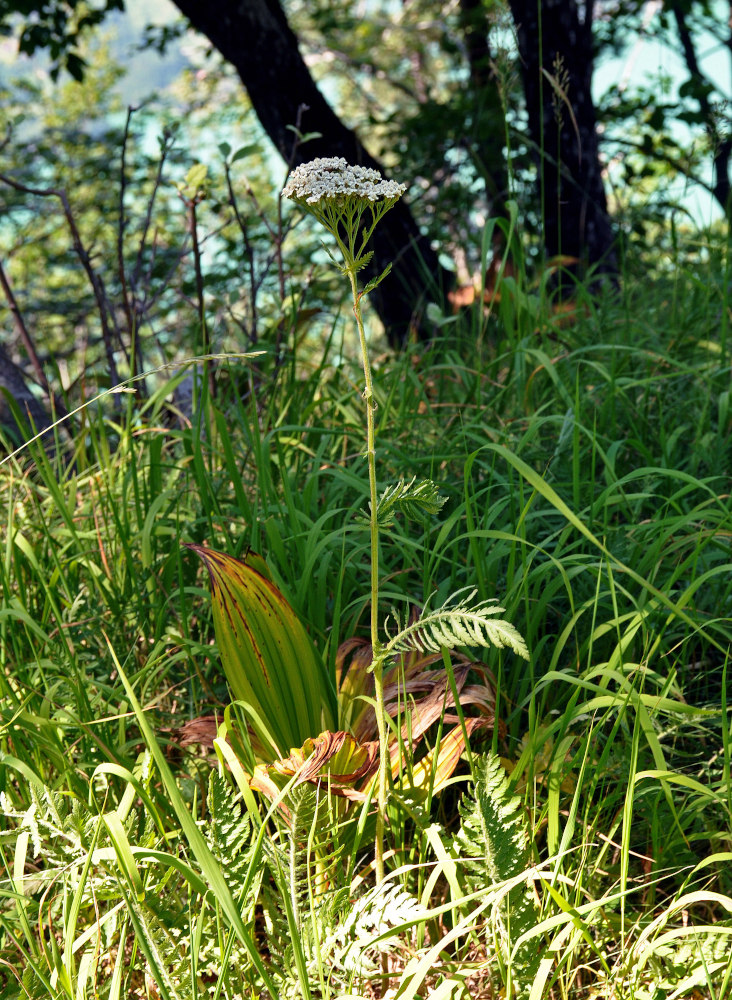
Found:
1,226 -> 731,997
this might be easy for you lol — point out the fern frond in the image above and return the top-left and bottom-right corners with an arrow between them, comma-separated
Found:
207,770 -> 246,849
321,881 -> 428,976
453,754 -> 539,997
384,590 -> 529,660
371,476 -> 446,527
21,966 -> 50,1000
258,780 -> 349,986
126,893 -> 194,1000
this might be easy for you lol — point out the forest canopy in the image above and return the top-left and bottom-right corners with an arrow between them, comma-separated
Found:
0,0 -> 729,357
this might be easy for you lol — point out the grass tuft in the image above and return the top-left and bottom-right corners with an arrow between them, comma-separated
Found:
2,231 -> 732,997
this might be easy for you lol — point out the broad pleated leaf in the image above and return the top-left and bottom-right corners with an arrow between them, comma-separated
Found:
188,545 -> 337,759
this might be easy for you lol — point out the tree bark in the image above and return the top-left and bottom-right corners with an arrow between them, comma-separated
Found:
507,0 -> 618,282
669,0 -> 731,220
0,343 -> 56,455
458,0 -> 510,218
171,0 -> 453,345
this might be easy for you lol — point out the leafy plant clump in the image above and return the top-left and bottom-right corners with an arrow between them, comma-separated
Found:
193,155 -> 529,896
1,121 -> 731,1000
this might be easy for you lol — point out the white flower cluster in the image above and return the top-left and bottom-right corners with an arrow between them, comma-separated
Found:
283,157 -> 407,205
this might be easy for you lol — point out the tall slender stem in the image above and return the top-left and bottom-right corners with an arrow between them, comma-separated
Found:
283,160 -> 407,891
348,269 -> 388,886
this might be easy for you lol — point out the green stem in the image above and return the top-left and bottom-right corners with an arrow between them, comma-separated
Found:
348,268 -> 388,886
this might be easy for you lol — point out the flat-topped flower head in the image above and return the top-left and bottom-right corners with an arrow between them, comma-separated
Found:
282,157 -> 407,206
283,157 -> 407,272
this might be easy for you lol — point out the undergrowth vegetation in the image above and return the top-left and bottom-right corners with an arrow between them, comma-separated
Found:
1,137 -> 731,998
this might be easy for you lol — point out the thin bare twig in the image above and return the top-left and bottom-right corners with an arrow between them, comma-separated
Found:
132,126 -> 176,292
273,103 -> 312,362
189,200 -> 209,360
0,172 -> 124,394
669,0 -> 731,217
176,175 -> 213,397
118,106 -> 143,385
0,257 -> 70,422
224,162 -> 258,346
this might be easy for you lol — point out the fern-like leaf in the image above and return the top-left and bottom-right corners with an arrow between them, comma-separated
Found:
204,770 -> 255,896
361,261 -> 392,298
259,781 -> 350,990
453,753 -> 540,997
373,476 -> 446,527
384,590 -> 529,660
125,894 -> 194,1000
321,881 -> 429,976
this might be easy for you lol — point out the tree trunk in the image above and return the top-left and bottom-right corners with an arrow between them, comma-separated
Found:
172,0 -> 453,345
508,0 -> 618,283
0,344 -> 56,455
458,0 -> 511,218
669,0 -> 731,220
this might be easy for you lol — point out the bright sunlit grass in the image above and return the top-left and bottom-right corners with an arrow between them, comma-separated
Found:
1,231 -> 731,999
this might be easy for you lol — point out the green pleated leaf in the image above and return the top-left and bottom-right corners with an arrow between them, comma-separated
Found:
188,545 -> 338,759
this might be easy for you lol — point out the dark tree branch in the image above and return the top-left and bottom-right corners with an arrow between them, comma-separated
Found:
170,0 -> 452,345
607,134 -> 721,201
457,0 -> 510,217
117,105 -> 145,385
669,0 -> 731,219
0,172 -> 124,391
508,0 -> 618,283
0,339 -> 62,457
0,259 -> 48,394
0,254 -> 71,427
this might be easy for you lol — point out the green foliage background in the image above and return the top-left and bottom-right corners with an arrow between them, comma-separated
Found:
0,3 -> 731,998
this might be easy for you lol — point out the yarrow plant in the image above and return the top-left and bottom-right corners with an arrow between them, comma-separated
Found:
284,157 -> 528,885
282,155 -> 406,218
284,157 -> 408,883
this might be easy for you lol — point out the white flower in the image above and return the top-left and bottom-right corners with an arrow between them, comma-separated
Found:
283,156 -> 407,205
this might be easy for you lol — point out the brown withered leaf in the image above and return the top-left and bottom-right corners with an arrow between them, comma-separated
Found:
407,716 -> 490,795
172,715 -> 221,749
249,764 -> 294,821
336,632 -> 503,793
272,730 -> 379,788
250,731 -> 379,806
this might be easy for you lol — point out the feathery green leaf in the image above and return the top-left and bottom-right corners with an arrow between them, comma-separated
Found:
384,590 -> 529,660
373,476 -> 446,527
